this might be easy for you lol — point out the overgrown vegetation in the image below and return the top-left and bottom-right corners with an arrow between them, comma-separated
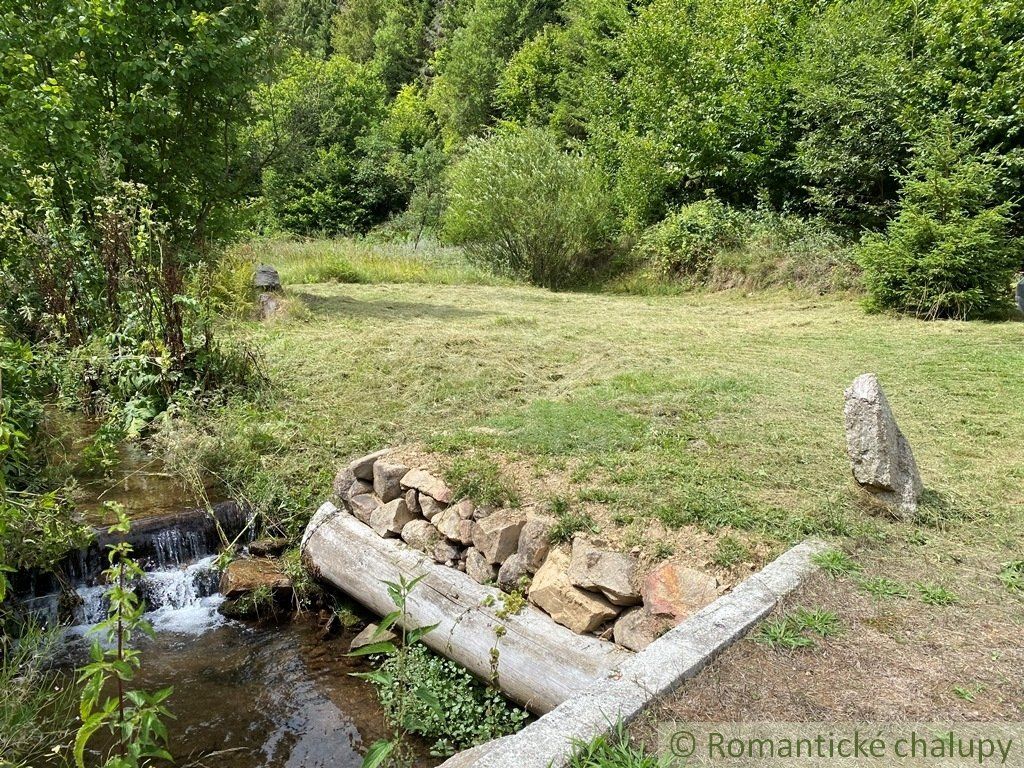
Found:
349,574 -> 527,763
0,623 -> 78,767
220,0 -> 1023,309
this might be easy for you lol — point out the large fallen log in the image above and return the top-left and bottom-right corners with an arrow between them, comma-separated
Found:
301,502 -> 631,714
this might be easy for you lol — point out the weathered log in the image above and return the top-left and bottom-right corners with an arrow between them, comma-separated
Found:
301,502 -> 631,714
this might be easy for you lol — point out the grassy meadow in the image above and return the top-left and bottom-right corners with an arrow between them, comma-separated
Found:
173,239 -> 1023,582
165,236 -> 1024,726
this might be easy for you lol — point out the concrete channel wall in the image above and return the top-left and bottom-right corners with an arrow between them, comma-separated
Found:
439,538 -> 829,768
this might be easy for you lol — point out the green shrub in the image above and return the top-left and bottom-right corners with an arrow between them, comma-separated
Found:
253,55 -> 390,236
443,127 -> 615,289
858,121 -> 1020,319
373,644 -> 528,755
791,0 -> 916,229
427,0 -> 557,145
632,198 -> 746,277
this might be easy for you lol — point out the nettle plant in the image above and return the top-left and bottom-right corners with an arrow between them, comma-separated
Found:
348,574 -> 441,768
75,505 -> 174,768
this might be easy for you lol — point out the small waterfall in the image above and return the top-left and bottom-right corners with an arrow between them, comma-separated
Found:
61,500 -> 250,583
68,556 -> 226,637
14,502 -> 248,636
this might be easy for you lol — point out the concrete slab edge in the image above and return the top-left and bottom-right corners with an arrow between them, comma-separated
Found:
438,538 -> 830,768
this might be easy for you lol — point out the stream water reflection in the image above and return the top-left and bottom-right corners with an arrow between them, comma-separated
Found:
68,615 -> 399,768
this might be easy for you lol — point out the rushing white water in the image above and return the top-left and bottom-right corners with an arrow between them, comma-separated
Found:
69,555 -> 225,637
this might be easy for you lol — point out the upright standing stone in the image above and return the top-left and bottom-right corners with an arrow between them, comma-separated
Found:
1016,278 -> 1024,314
843,373 -> 923,519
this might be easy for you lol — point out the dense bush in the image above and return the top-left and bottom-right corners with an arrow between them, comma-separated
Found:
443,128 -> 614,288
428,0 -> 559,146
791,0 -> 918,229
254,55 -> 390,235
247,0 -> 1024,316
632,197 -> 747,277
858,122 -> 1020,319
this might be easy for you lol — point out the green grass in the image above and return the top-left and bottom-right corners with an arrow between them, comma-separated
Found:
856,576 -> 910,600
997,560 -> 1024,593
811,550 -> 862,578
446,454 -> 520,506
235,237 -> 506,287
566,721 -> 665,768
170,239 -> 1024,555
915,582 -> 959,606
712,535 -> 751,568
757,607 -> 841,650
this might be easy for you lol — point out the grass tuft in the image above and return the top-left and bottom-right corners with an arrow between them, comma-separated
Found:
915,582 -> 959,606
998,560 -> 1024,593
548,498 -> 599,543
445,455 -> 520,507
566,720 -> 665,768
856,576 -> 910,600
812,549 -> 862,578
757,606 -> 841,650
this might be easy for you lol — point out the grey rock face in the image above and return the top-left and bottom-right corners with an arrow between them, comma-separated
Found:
348,449 -> 391,481
517,518 -> 552,572
350,479 -> 374,497
567,540 -> 641,606
466,547 -> 497,584
612,607 -> 672,651
253,264 -> 282,291
497,552 -> 531,593
843,373 -> 922,518
348,493 -> 380,524
373,461 -> 410,503
1017,278 -> 1024,313
420,495 -> 446,521
432,539 -> 460,565
472,509 -> 527,565
405,488 -> 421,517
332,467 -> 356,502
400,468 -> 453,503
369,499 -> 415,538
258,292 -> 282,319
401,519 -> 441,552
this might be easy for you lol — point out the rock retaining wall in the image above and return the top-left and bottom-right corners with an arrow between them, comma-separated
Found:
332,450 -> 726,652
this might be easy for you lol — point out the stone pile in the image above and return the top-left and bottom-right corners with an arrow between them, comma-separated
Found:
333,449 -> 723,652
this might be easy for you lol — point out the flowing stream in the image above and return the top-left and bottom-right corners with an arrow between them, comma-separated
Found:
27,507 -> 411,768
